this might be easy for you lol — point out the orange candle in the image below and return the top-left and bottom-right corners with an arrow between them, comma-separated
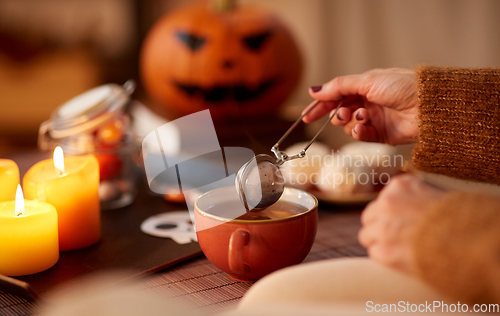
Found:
0,185 -> 59,276
0,159 -> 20,201
23,147 -> 101,251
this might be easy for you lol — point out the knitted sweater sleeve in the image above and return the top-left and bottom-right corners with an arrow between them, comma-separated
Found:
412,192 -> 500,304
412,66 -> 500,304
413,66 -> 500,185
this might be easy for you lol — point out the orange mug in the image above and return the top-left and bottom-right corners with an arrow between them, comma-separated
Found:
194,186 -> 318,282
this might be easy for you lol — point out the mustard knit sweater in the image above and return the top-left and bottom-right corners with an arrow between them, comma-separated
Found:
412,66 -> 500,304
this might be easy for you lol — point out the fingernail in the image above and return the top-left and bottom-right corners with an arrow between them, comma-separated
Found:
356,112 -> 363,121
310,85 -> 322,92
353,125 -> 358,134
337,113 -> 343,121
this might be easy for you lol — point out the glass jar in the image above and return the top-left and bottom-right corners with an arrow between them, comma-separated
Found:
38,80 -> 139,210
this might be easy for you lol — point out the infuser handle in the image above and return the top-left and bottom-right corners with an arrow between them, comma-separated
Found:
271,98 -> 343,165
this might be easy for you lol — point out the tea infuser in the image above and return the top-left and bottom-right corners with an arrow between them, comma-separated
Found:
236,98 -> 343,211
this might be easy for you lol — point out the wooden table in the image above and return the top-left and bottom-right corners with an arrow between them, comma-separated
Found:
0,151 -> 367,316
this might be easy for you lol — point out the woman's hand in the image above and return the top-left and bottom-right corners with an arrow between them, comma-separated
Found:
304,68 -> 418,145
358,174 -> 446,274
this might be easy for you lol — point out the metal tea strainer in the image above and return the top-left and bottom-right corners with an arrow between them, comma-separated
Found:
235,99 -> 343,211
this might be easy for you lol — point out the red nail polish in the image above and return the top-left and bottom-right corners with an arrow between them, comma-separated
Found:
356,112 -> 363,121
310,85 -> 322,92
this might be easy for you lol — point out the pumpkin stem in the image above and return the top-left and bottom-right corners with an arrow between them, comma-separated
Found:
212,0 -> 236,12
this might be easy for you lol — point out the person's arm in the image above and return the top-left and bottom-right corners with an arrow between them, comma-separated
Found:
359,175 -> 500,305
317,66 -> 500,303
412,191 -> 500,304
413,66 -> 500,185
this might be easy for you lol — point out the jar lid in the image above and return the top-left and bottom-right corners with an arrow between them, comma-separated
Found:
48,80 -> 135,139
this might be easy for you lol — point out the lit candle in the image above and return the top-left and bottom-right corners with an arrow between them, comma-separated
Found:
23,147 -> 101,251
0,159 -> 20,201
0,185 -> 59,276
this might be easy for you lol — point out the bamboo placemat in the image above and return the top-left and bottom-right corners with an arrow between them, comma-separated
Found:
0,208 -> 366,316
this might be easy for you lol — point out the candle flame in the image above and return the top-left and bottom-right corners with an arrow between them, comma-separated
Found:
54,146 -> 65,175
15,184 -> 24,216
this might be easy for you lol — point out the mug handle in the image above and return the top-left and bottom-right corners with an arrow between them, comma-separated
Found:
228,229 -> 250,274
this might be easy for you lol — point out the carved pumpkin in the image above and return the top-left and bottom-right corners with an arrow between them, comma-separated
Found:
140,0 -> 302,121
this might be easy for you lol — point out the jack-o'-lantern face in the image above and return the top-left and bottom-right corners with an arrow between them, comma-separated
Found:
140,1 -> 302,121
